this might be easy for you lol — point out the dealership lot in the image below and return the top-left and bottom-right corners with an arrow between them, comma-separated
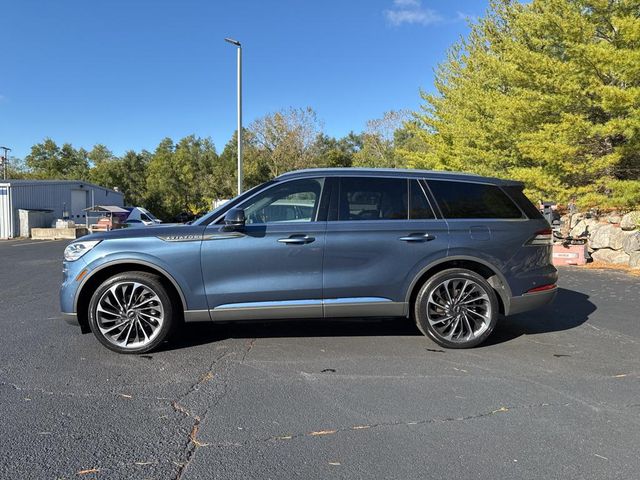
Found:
0,240 -> 638,479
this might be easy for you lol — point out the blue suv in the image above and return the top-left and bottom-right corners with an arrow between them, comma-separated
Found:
61,168 -> 557,353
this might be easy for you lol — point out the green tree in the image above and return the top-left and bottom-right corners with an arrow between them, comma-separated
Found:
87,144 -> 115,166
3,155 -> 29,179
88,145 -> 122,193
249,107 -> 324,178
25,139 -> 89,180
119,150 -> 150,206
354,111 -> 410,168
406,0 -> 640,208
312,132 -> 361,168
216,129 -> 274,194
146,136 -> 218,219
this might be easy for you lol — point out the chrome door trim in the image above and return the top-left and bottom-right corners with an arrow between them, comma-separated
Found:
208,297 -> 407,321
183,309 -> 211,322
211,299 -> 323,321
323,297 -> 406,317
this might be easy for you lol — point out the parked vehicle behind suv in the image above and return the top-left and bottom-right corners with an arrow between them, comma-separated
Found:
61,168 -> 557,353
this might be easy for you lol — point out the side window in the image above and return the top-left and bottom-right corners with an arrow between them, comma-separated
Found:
339,177 -> 407,221
410,180 -> 435,219
502,185 -> 543,219
242,178 -> 324,224
427,180 -> 523,219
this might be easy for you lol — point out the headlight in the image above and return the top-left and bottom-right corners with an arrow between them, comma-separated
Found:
64,240 -> 101,261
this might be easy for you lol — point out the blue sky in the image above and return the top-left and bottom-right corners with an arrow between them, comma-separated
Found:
1,0 -> 486,159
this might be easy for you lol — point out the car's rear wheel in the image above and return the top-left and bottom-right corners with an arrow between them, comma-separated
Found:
88,272 -> 174,354
414,268 -> 498,349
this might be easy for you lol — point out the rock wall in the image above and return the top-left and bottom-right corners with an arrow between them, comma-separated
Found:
565,211 -> 640,269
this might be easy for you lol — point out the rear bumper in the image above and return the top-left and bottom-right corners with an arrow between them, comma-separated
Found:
507,286 -> 557,316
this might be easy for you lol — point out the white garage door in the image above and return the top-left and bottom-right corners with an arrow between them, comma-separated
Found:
70,189 -> 87,221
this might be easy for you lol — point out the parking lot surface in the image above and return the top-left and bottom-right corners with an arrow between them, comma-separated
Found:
0,239 -> 638,479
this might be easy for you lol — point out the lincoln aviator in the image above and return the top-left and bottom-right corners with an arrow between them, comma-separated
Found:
61,168 -> 557,353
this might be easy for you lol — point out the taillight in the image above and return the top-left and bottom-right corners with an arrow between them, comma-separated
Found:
526,228 -> 552,246
526,284 -> 557,294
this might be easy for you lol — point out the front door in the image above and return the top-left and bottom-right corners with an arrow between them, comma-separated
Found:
201,177 -> 328,320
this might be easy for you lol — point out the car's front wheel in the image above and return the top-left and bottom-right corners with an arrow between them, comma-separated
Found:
414,268 -> 499,349
88,272 -> 174,354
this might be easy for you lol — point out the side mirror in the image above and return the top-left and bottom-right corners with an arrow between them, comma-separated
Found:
223,208 -> 245,230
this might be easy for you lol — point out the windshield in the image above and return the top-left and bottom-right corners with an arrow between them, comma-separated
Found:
138,207 -> 160,221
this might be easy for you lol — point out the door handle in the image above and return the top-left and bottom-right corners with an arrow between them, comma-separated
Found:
278,235 -> 315,245
399,233 -> 436,242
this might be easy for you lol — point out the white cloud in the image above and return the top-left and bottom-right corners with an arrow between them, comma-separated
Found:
455,11 -> 479,23
385,0 -> 443,27
393,0 -> 421,6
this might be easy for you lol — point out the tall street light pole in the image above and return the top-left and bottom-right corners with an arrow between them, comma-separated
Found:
225,37 -> 243,195
0,146 -> 11,180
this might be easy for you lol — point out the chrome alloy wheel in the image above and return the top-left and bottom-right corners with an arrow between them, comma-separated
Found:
426,278 -> 492,342
95,281 -> 164,349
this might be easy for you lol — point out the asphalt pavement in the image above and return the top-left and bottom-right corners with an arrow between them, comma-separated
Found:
0,239 -> 638,479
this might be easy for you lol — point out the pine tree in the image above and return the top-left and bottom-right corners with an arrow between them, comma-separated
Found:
406,0 -> 640,208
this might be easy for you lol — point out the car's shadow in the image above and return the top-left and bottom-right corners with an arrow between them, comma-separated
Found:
162,287 -> 595,352
483,287 -> 595,346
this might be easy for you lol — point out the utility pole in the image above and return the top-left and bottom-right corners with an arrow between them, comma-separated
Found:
224,37 -> 243,195
0,146 -> 11,180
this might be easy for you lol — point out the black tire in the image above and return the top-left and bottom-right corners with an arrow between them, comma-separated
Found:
414,268 -> 499,349
88,271 -> 175,354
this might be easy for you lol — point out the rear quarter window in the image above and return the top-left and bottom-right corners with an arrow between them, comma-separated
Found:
427,180 -> 523,219
501,186 -> 544,219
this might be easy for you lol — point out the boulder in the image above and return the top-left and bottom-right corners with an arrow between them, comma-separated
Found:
622,231 -> 640,255
609,228 -> 635,251
620,211 -> 640,231
589,224 -> 616,249
591,248 -> 631,264
629,252 -> 640,269
559,215 -> 571,237
570,213 -> 585,229
570,218 -> 601,238
607,214 -> 622,224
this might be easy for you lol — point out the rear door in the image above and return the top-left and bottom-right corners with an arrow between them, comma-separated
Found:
425,179 -> 529,277
322,176 -> 449,317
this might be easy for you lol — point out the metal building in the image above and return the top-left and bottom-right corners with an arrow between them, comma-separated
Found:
0,180 -> 124,239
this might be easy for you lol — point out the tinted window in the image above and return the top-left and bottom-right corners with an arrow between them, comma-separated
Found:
339,177 -> 407,221
410,180 -> 435,219
502,185 -> 543,219
242,178 -> 324,224
427,180 -> 523,219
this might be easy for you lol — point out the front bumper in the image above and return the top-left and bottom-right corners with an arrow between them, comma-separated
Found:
507,286 -> 558,316
60,258 -> 89,315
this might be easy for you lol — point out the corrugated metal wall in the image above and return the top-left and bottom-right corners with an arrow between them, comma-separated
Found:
0,182 -> 124,238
